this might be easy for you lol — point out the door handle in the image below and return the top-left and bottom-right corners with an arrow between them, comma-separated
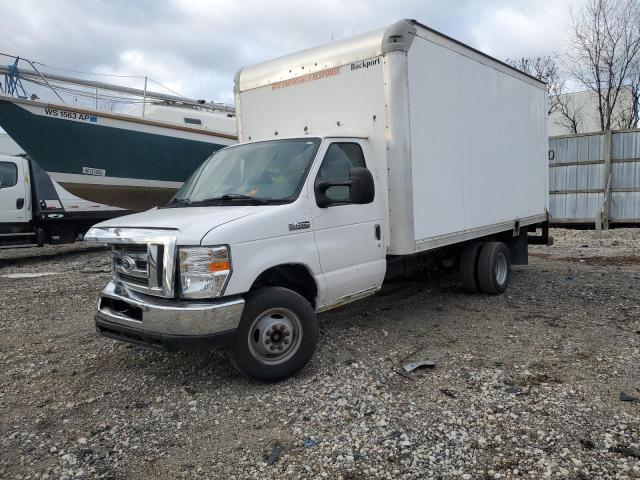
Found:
374,224 -> 381,240
16,198 -> 24,209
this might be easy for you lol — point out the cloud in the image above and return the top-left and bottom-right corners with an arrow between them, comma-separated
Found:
468,0 -> 578,61
0,0 -> 585,104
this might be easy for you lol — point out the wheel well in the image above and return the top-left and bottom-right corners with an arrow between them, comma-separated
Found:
249,264 -> 318,308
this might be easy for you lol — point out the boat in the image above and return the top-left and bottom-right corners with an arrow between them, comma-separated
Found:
0,56 -> 237,211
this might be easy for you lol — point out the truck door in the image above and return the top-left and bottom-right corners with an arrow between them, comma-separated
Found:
0,157 -> 29,224
312,140 -> 386,307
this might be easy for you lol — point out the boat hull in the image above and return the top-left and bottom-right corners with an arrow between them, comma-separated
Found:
0,97 -> 236,210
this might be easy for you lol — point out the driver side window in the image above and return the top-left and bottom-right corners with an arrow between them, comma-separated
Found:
316,143 -> 366,202
0,162 -> 18,188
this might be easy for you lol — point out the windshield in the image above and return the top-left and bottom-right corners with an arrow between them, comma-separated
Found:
168,138 -> 321,206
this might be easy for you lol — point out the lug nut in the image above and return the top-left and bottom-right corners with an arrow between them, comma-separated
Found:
266,329 -> 273,336
284,339 -> 290,345
277,345 -> 283,350
265,339 -> 270,344
270,345 -> 276,351
285,331 -> 291,337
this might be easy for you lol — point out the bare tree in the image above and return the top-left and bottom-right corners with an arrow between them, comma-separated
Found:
555,93 -> 586,133
566,0 -> 640,131
618,61 -> 640,128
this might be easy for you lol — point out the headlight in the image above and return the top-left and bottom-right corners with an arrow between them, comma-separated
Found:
179,246 -> 231,298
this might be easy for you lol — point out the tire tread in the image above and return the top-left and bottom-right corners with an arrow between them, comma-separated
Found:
460,242 -> 482,293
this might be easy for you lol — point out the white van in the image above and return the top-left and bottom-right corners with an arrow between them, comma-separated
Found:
86,19 -> 549,380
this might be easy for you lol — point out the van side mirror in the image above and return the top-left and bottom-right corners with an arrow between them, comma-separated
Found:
314,167 -> 375,208
348,167 -> 375,204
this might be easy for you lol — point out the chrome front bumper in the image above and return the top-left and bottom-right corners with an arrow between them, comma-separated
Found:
95,281 -> 244,346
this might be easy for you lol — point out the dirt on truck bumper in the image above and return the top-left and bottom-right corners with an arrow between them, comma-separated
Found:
95,281 -> 245,351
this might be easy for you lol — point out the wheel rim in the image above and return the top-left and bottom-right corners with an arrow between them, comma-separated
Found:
495,252 -> 508,285
247,308 -> 303,365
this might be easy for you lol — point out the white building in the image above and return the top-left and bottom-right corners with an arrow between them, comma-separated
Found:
549,88 -> 637,136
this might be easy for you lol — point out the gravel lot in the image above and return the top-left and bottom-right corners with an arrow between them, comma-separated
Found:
1,228 -> 639,479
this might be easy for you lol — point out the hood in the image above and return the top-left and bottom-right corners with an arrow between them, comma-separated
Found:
94,205 -> 274,244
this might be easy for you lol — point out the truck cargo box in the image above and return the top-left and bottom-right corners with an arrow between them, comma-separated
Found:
235,19 -> 548,255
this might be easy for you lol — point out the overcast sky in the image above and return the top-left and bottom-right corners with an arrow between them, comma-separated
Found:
0,0 -> 584,104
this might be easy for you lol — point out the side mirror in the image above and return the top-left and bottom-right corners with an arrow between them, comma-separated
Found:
348,167 -> 375,204
314,167 -> 375,208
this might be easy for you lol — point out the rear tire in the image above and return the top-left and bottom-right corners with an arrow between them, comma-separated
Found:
477,242 -> 511,295
460,242 -> 483,293
228,287 -> 318,381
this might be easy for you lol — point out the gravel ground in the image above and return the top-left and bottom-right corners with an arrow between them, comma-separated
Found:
0,228 -> 639,479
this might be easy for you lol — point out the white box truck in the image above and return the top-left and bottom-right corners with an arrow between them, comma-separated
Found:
86,19 -> 549,380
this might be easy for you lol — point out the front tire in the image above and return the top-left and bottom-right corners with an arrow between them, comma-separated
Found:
477,242 -> 511,294
228,287 -> 318,381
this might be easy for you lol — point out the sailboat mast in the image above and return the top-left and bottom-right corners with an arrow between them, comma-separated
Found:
0,63 -> 234,114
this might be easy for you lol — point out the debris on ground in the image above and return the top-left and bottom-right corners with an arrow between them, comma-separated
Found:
609,446 -> 640,458
439,388 -> 457,398
265,445 -> 284,465
403,360 -> 436,372
619,391 -> 640,403
579,438 -> 596,450
379,431 -> 403,443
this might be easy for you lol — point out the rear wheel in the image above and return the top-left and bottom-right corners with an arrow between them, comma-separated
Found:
460,242 -> 483,293
477,242 -> 511,294
228,287 -> 318,381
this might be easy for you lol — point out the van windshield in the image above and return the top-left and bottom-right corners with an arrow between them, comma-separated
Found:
167,138 -> 321,207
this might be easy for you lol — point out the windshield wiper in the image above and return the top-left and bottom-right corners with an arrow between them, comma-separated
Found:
165,198 -> 191,206
192,194 -> 270,205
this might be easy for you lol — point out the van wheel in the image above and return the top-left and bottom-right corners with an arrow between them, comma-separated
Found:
477,242 -> 511,294
460,242 -> 483,293
228,287 -> 318,381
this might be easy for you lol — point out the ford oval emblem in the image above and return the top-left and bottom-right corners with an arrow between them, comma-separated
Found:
121,256 -> 135,273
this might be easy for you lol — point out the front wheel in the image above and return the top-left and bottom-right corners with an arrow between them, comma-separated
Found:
228,287 -> 318,381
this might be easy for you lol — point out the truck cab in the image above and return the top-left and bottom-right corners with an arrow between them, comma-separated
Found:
0,155 -> 32,240
87,136 -> 382,380
0,154 -> 127,248
0,155 -> 31,223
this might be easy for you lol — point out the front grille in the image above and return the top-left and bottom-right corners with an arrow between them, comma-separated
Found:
87,227 -> 178,298
111,243 -> 167,297
118,272 -> 149,286
112,245 -> 150,288
114,244 -> 147,254
113,257 -> 149,270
